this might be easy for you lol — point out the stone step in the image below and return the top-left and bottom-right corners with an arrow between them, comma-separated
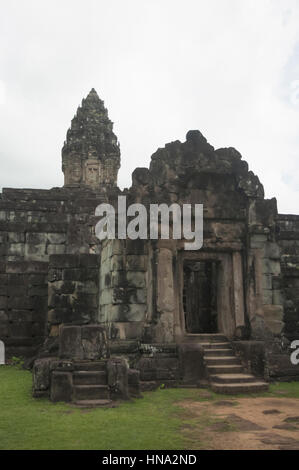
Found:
73,361 -> 107,372
204,349 -> 233,357
74,399 -> 112,408
110,340 -> 139,354
73,371 -> 107,386
73,385 -> 109,401
210,373 -> 261,384
201,342 -> 230,350
186,333 -> 228,343
205,356 -> 241,366
140,381 -> 159,392
210,381 -> 269,394
207,364 -> 244,374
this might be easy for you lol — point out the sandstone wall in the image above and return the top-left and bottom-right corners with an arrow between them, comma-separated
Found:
0,261 -> 48,358
0,187 -> 106,357
48,254 -> 100,337
99,239 -> 147,340
0,187 -> 106,264
278,214 -> 299,340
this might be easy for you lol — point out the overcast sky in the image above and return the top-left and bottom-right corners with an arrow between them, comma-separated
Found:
0,0 -> 298,213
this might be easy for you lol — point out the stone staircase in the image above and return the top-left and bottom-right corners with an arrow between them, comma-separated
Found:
72,360 -> 112,407
200,334 -> 269,394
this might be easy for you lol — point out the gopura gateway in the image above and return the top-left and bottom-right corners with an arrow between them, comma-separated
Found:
0,89 -> 298,404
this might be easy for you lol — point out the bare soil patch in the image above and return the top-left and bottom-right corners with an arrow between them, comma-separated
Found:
178,396 -> 299,450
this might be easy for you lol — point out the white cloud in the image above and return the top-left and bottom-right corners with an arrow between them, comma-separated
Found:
0,0 -> 298,213
0,80 -> 5,105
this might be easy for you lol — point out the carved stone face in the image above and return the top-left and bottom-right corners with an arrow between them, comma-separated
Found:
64,158 -> 82,185
84,159 -> 99,186
71,164 -> 82,183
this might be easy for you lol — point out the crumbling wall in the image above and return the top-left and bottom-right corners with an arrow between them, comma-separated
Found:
246,199 -> 284,339
0,187 -> 106,356
99,239 -> 147,340
48,254 -> 100,337
0,187 -> 107,264
278,214 -> 299,340
126,131 -> 285,342
0,261 -> 48,358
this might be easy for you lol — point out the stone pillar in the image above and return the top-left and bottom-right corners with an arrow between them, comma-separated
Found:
232,251 -> 245,330
217,254 -> 235,338
155,248 -> 175,342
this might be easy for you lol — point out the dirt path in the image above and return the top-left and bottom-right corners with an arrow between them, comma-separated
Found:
178,395 -> 299,450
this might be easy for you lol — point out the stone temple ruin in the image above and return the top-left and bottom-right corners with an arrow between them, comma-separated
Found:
0,89 -> 299,404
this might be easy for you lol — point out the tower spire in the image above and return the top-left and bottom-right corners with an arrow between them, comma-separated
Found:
62,89 -> 120,189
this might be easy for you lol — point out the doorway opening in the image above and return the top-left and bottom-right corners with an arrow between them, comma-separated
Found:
183,260 -> 218,334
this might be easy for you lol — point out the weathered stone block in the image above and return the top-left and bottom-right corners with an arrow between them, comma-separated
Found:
126,239 -> 147,255
63,267 -> 98,282
47,233 -> 67,244
126,255 -> 146,271
232,341 -> 265,377
81,325 -> 109,359
111,271 -> 127,288
265,320 -> 284,335
33,358 -> 52,391
265,242 -> 281,260
50,371 -> 73,402
8,231 -> 25,243
0,296 -> 8,309
76,280 -> 98,294
9,310 -> 32,322
262,259 -> 281,276
111,255 -> 124,271
128,369 -> 141,398
100,288 -> 113,306
0,311 -> 8,322
28,273 -> 47,286
79,254 -> 100,267
25,244 -> 47,259
26,233 -> 48,245
50,280 -> 76,295
178,343 -> 205,384
262,289 -> 272,305
48,268 -> 63,282
8,243 -> 25,257
129,288 -> 147,304
59,325 -> 83,359
9,321 -> 33,337
111,240 -> 123,256
273,289 -> 283,305
0,285 -> 6,296
28,286 -> 47,297
262,274 -> 272,290
126,272 -> 146,288
107,358 -> 129,400
250,234 -> 268,249
0,274 -> 7,285
263,305 -> 284,322
6,261 -> 48,274
75,293 -> 97,309
49,254 -> 79,268
127,304 -> 146,321
47,244 -> 66,255
0,323 -> 9,337
32,322 -> 46,337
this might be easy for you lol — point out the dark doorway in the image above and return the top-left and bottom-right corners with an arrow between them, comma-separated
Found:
183,260 -> 218,334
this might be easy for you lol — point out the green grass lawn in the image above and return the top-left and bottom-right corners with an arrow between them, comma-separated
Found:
1,365 -> 299,450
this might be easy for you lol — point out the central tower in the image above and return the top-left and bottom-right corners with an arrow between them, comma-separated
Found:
62,89 -> 120,189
